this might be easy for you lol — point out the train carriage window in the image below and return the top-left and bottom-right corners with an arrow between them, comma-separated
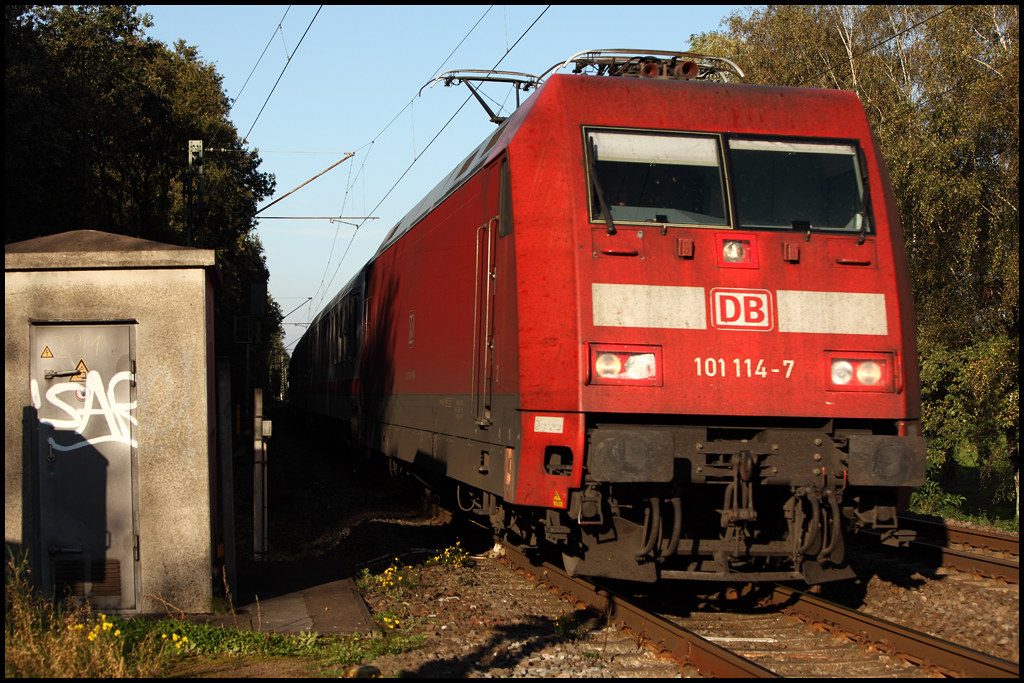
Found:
587,131 -> 728,227
727,139 -> 866,232
498,156 -> 513,237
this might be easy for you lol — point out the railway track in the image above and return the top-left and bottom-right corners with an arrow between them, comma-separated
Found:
500,543 -> 1020,678
870,517 -> 1019,583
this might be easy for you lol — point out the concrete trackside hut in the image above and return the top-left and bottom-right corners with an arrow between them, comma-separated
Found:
5,230 -> 221,614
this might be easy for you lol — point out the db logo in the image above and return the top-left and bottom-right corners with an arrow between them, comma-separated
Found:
711,288 -> 774,331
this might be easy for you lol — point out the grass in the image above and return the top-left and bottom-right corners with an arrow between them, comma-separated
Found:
4,552 -> 164,677
931,463 -> 1018,533
5,551 -> 424,678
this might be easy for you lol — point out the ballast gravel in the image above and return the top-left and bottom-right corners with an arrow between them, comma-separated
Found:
266,413 -> 1018,676
356,553 -> 684,678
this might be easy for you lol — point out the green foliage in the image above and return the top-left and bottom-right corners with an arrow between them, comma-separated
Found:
150,621 -> 319,657
6,547 -> 422,676
692,5 -> 1019,516
552,613 -> 591,642
356,558 -> 420,598
910,477 -> 967,516
5,5 -> 287,400
316,631 -> 426,669
919,336 -> 1018,482
426,542 -> 475,569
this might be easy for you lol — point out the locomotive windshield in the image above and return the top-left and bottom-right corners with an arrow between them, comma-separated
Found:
727,139 -> 865,232
588,131 -> 729,227
586,130 -> 868,234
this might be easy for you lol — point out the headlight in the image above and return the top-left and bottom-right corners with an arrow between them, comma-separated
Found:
856,361 -> 882,385
589,344 -> 662,386
723,240 -> 747,262
831,360 -> 854,385
715,232 -> 759,269
595,353 -> 622,378
827,354 -> 893,392
623,354 -> 656,379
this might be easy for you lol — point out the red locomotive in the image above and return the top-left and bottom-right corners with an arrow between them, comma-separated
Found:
292,50 -> 926,583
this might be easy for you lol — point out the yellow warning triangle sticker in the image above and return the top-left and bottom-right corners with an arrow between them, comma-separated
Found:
71,359 -> 88,382
40,346 -> 53,359
552,490 -> 564,508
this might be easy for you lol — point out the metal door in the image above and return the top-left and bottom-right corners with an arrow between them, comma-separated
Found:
471,157 -> 509,428
472,216 -> 497,426
31,324 -> 138,610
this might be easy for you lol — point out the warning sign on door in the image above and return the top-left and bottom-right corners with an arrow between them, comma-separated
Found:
71,359 -> 89,382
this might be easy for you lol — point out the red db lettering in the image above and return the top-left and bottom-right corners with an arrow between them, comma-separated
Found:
711,288 -> 773,331
744,296 -> 765,324
721,295 -> 741,323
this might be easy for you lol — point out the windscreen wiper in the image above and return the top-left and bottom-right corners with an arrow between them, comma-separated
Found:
856,181 -> 872,245
856,148 -> 872,244
587,136 -> 617,236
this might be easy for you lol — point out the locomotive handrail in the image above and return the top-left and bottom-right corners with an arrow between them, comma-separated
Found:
539,48 -> 745,82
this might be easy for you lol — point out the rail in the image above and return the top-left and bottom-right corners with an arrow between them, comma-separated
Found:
871,517 -> 1020,583
500,543 -> 776,677
500,542 -> 1019,678
767,584 -> 1019,678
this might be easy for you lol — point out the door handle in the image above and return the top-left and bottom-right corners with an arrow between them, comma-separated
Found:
48,545 -> 83,555
44,370 -> 79,379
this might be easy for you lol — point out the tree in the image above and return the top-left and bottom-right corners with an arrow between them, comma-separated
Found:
5,5 -> 286,415
692,5 -> 1019,517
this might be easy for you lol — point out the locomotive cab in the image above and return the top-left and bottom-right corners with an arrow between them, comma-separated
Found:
502,51 -> 925,583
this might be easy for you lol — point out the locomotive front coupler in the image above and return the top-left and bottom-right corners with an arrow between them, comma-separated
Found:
690,433 -> 845,491
720,450 -> 759,528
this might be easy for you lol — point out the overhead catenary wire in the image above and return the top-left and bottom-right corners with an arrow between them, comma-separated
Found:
308,5 -> 499,312
234,6 -> 292,108
314,5 -> 551,313
281,297 -> 312,321
359,5 -> 551,224
244,5 -> 323,143
795,5 -> 957,88
209,6 -> 292,151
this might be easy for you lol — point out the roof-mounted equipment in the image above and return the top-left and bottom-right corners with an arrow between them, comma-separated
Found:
540,49 -> 745,82
420,70 -> 543,124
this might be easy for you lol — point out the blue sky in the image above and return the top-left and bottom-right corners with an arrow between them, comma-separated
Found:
142,5 -> 749,351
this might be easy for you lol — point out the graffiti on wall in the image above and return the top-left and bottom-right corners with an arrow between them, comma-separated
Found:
30,370 -> 137,451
